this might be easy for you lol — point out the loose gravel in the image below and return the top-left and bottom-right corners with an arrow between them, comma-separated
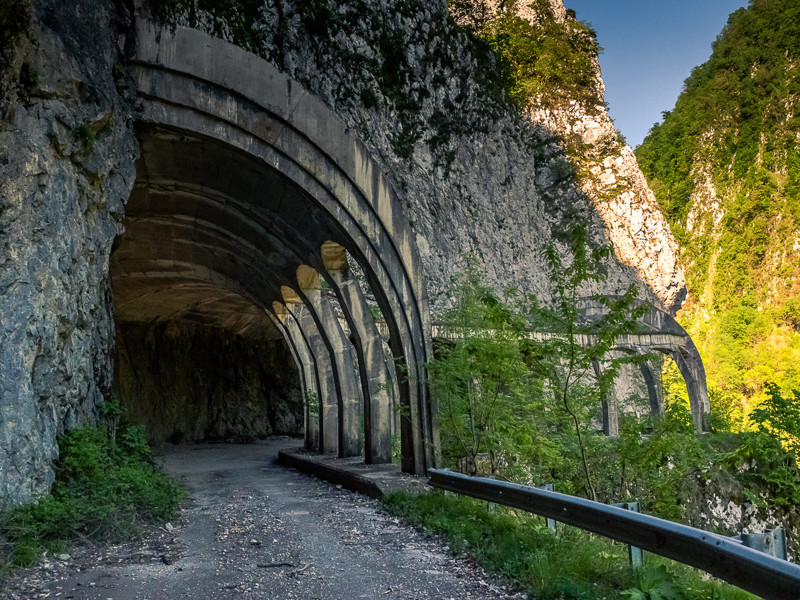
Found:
2,439 -> 525,600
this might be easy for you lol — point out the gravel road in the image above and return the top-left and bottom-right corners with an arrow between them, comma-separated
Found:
3,439 -> 524,599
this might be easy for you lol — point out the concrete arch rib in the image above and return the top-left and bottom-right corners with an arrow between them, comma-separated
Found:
265,309 -> 309,408
321,241 -> 400,464
270,304 -> 323,451
126,20 -> 434,472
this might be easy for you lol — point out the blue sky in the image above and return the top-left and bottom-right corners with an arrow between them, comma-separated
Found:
562,0 -> 749,148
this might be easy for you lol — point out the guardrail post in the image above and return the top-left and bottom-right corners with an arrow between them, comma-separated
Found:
612,502 -> 643,567
735,529 -> 788,561
487,474 -> 497,514
538,484 -> 557,530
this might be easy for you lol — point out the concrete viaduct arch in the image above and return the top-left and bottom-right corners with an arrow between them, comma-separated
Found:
429,299 -> 711,435
111,20 -> 436,473
578,298 -> 711,434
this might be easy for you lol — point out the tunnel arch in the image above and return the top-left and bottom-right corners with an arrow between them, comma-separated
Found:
112,19 -> 435,473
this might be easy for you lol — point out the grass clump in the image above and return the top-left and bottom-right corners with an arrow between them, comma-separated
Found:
0,410 -> 184,571
383,491 -> 757,600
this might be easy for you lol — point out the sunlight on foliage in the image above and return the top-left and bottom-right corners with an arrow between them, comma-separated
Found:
449,0 -> 602,110
384,492 -> 758,600
637,0 -> 800,425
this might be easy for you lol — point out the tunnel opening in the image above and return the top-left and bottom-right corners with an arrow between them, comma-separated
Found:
112,314 -> 303,445
109,126 -> 308,444
120,23 -> 438,473
108,122 -> 413,461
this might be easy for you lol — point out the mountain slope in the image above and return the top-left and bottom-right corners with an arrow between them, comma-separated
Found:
636,0 -> 800,422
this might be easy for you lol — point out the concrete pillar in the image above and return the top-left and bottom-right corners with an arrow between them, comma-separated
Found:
639,358 -> 665,418
296,266 -> 364,458
381,338 -> 401,443
283,288 -> 339,454
592,360 -> 619,437
269,306 -> 322,452
327,268 -> 398,464
672,348 -> 711,433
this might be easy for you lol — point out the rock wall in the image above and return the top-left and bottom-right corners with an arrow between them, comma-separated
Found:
114,323 -> 302,444
516,3 -> 685,313
0,0 -> 138,504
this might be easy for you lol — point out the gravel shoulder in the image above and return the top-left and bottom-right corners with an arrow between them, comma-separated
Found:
3,438 -> 524,600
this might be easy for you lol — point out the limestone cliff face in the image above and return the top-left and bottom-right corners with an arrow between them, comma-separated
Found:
0,0 -> 138,503
514,2 -> 685,313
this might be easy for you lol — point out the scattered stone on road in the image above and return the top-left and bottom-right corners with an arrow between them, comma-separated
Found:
2,439 -> 525,599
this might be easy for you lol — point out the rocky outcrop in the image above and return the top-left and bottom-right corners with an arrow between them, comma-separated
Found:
0,0 -> 138,503
517,6 -> 685,313
114,322 -> 302,444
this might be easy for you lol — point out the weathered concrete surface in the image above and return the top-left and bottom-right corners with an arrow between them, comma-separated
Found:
286,299 -> 340,455
328,263 -> 398,464
114,322 -> 303,443
270,305 -> 323,451
580,298 -> 710,432
2,440 -> 522,600
298,281 -> 365,458
146,0 -> 684,314
277,447 -> 428,499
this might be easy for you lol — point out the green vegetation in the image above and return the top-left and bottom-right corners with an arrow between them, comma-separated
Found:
534,217 -> 647,501
429,256 -> 538,477
636,0 -> 800,421
383,492 -> 756,600
145,0 -> 265,52
74,123 -> 96,151
0,402 -> 184,572
432,256 -> 800,517
433,214 -> 651,503
421,238 -> 800,595
450,0 -> 602,110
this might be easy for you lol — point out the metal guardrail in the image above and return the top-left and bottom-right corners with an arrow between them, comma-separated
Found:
427,469 -> 800,600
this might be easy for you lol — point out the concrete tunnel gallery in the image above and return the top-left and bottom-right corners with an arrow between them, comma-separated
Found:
109,21 -> 436,475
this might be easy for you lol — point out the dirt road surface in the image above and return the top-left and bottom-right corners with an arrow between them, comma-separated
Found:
3,439 -> 524,599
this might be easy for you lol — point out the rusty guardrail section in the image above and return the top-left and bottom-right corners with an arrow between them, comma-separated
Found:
427,469 -> 800,600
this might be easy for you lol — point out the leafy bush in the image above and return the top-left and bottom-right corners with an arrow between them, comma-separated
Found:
615,415 -> 704,521
719,430 -> 800,507
429,256 -> 540,476
780,298 -> 800,332
0,418 -> 184,569
432,214 -> 647,501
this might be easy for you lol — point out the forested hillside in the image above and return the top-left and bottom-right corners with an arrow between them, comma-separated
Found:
636,0 -> 800,426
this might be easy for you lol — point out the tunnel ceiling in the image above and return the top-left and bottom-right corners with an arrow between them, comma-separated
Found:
111,125 -> 351,340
